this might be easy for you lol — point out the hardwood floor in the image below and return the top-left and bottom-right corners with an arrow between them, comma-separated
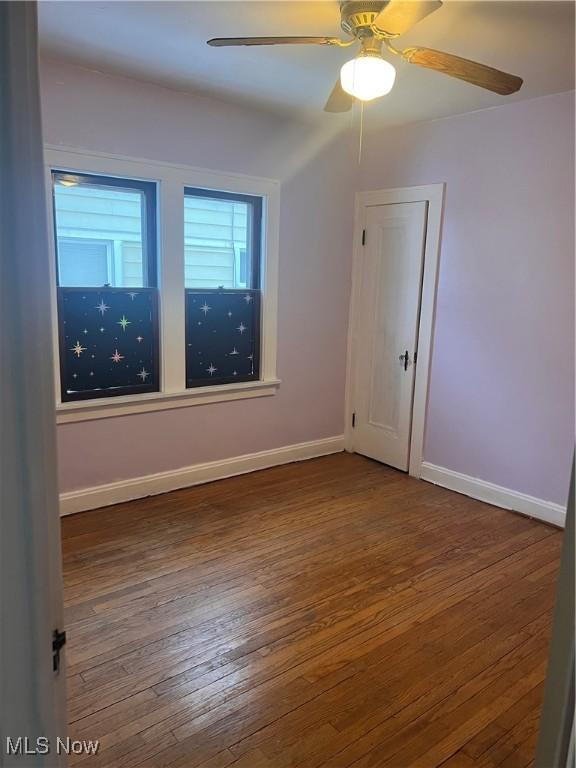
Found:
61,453 -> 562,768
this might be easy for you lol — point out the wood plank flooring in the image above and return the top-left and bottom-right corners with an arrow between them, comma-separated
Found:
61,453 -> 562,768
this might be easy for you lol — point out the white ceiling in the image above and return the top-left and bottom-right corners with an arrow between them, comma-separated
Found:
38,1 -> 575,125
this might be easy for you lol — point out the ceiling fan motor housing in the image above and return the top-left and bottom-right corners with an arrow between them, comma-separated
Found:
340,1 -> 388,37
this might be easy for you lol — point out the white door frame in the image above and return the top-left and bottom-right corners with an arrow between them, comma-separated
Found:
345,183 -> 445,478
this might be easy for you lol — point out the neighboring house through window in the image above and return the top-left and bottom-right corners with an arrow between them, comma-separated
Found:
184,195 -> 249,289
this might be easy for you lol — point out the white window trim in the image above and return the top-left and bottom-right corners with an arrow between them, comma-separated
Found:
44,146 -> 281,424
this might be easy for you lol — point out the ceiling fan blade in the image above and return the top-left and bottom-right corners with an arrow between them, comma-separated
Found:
403,47 -> 523,95
373,1 -> 442,37
207,36 -> 347,47
324,79 -> 354,113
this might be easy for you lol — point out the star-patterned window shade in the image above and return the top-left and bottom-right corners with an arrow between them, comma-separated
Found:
186,290 -> 261,387
58,288 -> 159,402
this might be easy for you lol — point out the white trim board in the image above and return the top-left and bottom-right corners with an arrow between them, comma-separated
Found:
57,378 -> 281,423
59,436 -> 345,516
421,462 -> 566,528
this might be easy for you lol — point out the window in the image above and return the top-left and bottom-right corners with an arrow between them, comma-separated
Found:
47,148 -> 280,421
184,188 -> 262,388
52,171 -> 159,402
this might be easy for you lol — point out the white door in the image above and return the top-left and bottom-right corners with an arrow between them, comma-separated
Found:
352,201 -> 428,471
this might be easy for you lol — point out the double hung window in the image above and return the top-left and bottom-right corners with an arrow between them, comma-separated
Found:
183,187 -> 262,388
47,151 -> 278,419
53,171 -> 159,402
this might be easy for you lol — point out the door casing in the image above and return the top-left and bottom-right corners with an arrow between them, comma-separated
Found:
345,184 -> 445,478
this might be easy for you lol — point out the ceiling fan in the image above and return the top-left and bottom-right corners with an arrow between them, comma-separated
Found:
207,1 -> 523,112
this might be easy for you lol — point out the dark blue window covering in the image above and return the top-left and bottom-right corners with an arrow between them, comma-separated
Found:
58,287 -> 159,402
185,290 -> 261,388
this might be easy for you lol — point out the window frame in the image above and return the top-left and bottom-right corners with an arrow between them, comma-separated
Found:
44,146 -> 281,423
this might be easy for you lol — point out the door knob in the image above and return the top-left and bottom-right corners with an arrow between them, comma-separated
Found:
399,350 -> 410,371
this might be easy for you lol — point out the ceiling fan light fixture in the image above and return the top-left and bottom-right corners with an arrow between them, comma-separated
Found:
340,54 -> 396,101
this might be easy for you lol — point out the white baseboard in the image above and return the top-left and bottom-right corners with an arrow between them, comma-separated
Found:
420,462 -> 566,528
59,436 -> 345,516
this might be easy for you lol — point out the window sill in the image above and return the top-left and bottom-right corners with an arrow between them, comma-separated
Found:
56,379 -> 281,424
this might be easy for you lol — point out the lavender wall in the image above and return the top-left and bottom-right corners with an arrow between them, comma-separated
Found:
41,60 -> 356,491
42,60 -> 574,507
359,91 -> 574,505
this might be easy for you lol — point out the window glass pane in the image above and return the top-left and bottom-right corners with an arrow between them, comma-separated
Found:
121,243 -> 145,288
184,193 -> 257,289
53,176 -> 147,287
58,239 -> 110,287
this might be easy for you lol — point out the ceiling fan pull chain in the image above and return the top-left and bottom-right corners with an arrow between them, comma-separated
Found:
358,100 -> 365,165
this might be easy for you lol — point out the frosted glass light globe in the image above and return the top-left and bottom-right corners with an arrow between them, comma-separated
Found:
340,55 -> 396,101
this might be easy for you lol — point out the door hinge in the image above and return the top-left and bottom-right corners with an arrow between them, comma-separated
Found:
361,229 -> 366,246
52,628 -> 66,673
352,412 -> 356,428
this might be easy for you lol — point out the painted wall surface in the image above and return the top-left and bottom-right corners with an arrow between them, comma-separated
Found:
41,59 -> 356,491
359,91 -> 575,505
42,59 -> 574,508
